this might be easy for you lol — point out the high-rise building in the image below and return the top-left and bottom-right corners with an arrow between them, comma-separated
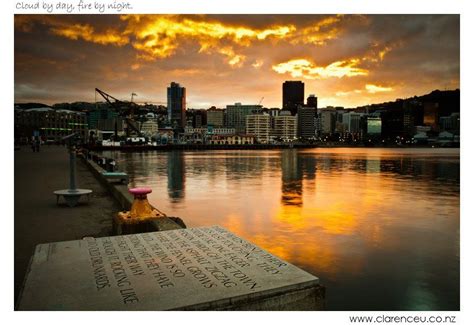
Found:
440,112 -> 460,133
319,109 -> 336,135
423,102 -> 440,132
307,94 -> 318,109
273,115 -> 297,140
366,117 -> 382,135
225,103 -> 262,133
403,100 -> 423,136
207,108 -> 225,127
246,114 -> 271,143
297,106 -> 316,138
167,82 -> 186,128
342,112 -> 362,135
282,81 -> 304,115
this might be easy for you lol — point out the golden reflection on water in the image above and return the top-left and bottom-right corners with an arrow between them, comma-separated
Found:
115,148 -> 459,310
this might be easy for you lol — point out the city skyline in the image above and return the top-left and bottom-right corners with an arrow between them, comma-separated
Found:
15,14 -> 459,108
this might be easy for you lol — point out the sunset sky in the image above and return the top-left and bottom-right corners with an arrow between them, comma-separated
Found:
14,14 -> 459,108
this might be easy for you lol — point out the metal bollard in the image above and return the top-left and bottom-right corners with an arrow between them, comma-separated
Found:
114,187 -> 166,235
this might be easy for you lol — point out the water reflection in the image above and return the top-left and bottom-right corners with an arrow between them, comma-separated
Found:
167,151 -> 185,202
105,148 -> 459,310
281,150 -> 303,206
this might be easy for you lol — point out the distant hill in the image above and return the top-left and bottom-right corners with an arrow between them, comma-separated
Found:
356,89 -> 460,114
14,103 -> 51,109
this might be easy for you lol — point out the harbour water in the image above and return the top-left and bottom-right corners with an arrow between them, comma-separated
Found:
103,148 -> 460,310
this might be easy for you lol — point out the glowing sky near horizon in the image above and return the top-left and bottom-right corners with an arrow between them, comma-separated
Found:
14,14 -> 459,108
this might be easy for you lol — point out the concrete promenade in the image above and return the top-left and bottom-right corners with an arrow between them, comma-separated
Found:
14,145 -> 120,305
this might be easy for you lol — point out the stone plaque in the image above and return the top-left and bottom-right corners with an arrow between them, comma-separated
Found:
18,226 -> 319,310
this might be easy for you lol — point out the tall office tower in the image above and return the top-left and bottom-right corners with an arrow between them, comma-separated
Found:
225,103 -> 262,133
282,81 -> 304,116
307,94 -> 318,109
167,82 -> 186,128
297,106 -> 316,138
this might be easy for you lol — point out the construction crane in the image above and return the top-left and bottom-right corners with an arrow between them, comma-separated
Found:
94,88 -> 147,137
258,97 -> 264,106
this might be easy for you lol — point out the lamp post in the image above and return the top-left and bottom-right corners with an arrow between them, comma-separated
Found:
53,133 -> 93,207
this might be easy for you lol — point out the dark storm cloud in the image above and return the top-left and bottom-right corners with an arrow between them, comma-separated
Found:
14,14 -> 459,108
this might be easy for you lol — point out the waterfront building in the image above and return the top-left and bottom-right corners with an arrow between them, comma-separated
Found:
95,116 -> 124,133
180,126 -> 204,144
14,107 -> 88,142
273,114 -> 297,141
440,112 -> 460,133
267,108 -> 281,117
319,109 -> 336,135
184,126 -> 237,135
186,109 -> 206,128
225,103 -> 262,133
423,102 -> 440,132
178,132 -> 204,144
87,108 -> 119,130
140,119 -> 159,136
155,128 -> 175,144
208,127 -> 236,135
208,134 -> 255,145
342,112 -> 363,135
403,100 -> 424,136
167,82 -> 186,128
246,114 -> 271,144
297,106 -> 316,139
366,117 -> 382,135
266,108 -> 282,130
413,131 -> 429,144
180,127 -> 238,144
282,81 -> 304,115
206,108 -> 225,127
184,126 -> 206,134
315,114 -> 322,135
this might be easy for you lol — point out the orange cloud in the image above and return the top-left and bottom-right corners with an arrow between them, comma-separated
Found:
364,42 -> 401,63
336,89 -> 363,97
290,15 -> 343,45
30,15 -> 349,67
365,84 -> 393,93
217,47 -> 246,67
51,24 -> 129,46
120,15 -> 295,65
272,58 -> 368,79
252,60 -> 264,69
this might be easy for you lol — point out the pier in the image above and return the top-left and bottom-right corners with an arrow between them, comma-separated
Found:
14,145 -> 119,303
14,144 -> 324,310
